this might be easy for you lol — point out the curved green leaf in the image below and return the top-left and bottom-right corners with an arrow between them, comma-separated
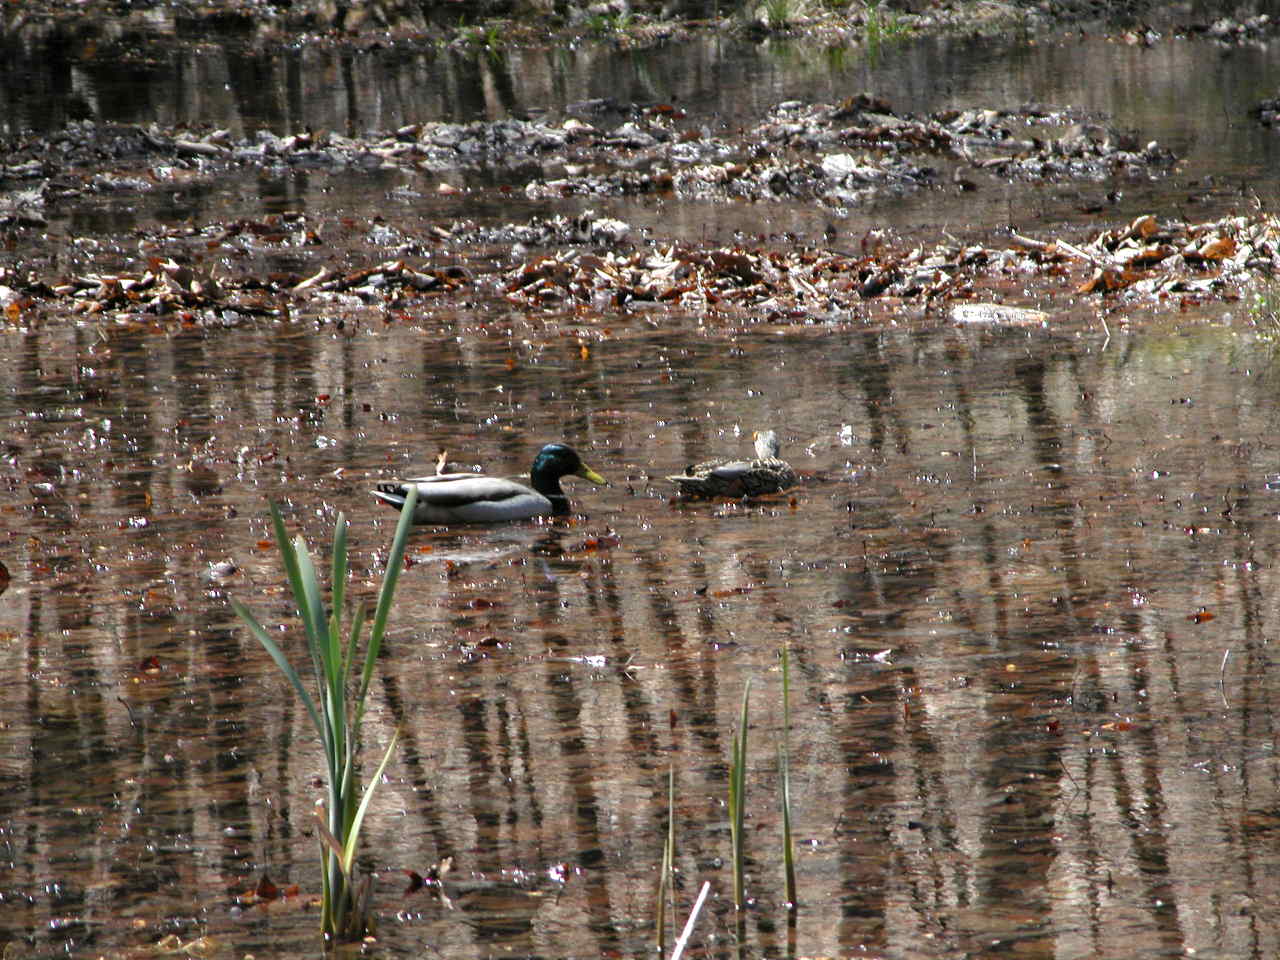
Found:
361,486 -> 417,704
341,729 -> 400,874
230,597 -> 324,739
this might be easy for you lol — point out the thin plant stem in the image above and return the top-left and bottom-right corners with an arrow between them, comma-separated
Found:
657,766 -> 675,951
729,678 -> 751,912
780,645 -> 797,910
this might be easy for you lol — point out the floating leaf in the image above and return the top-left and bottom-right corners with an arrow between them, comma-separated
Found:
1100,720 -> 1134,732
1196,235 -> 1236,260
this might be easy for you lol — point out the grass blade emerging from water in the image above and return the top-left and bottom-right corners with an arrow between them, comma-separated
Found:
780,645 -> 797,910
656,766 -> 676,951
729,678 -> 751,912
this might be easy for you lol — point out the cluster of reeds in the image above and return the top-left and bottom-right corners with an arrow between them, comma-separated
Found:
758,0 -> 803,29
746,0 -> 916,38
863,0 -> 912,43
231,487 -> 418,941
657,645 -> 798,956
728,647 -> 799,914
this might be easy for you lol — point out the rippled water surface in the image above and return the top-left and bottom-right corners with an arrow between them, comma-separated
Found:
5,10 -> 1280,960
6,313 -> 1280,958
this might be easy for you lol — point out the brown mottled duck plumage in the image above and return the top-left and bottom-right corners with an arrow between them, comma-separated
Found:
666,429 -> 797,499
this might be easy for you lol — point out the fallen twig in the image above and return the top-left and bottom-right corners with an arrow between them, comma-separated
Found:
670,881 -> 711,960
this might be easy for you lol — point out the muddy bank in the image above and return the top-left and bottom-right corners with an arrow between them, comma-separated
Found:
3,0 -> 1267,56
6,85 -> 1269,333
3,0 -> 1279,337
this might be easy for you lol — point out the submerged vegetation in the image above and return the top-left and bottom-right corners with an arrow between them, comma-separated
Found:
230,489 -> 418,941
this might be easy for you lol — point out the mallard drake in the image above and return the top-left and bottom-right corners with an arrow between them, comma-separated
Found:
372,442 -> 606,524
666,429 -> 797,499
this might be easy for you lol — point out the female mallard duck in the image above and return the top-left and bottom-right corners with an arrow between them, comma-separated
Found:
666,429 -> 797,500
372,442 -> 606,524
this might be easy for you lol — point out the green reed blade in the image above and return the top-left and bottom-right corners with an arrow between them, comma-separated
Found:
230,596 -> 325,742
342,728 -> 400,874
362,486 -> 417,705
780,645 -> 796,909
729,678 -> 751,912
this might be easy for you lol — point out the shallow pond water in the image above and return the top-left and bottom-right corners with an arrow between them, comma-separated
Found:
4,311 -> 1280,959
5,8 -> 1280,960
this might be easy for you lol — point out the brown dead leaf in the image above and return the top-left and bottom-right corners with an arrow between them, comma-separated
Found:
1115,243 -> 1175,267
1128,214 -> 1159,240
1196,235 -> 1236,260
1076,267 -> 1136,294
